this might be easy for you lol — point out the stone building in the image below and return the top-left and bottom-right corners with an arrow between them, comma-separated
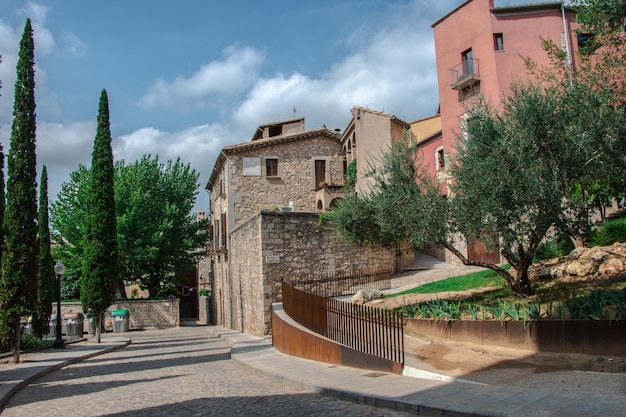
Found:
341,106 -> 412,196
206,118 -> 352,333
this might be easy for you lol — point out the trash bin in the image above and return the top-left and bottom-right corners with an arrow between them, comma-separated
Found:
64,313 -> 84,338
84,313 -> 95,335
112,309 -> 129,333
49,313 -> 58,338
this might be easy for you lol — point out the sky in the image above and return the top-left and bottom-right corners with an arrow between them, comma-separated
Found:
0,0 -> 523,213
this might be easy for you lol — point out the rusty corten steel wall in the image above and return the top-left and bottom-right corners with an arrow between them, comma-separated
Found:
281,281 -> 404,366
272,308 -> 403,375
405,319 -> 626,356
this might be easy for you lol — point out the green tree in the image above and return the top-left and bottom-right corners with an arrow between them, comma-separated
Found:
0,19 -> 39,362
325,141 -> 449,270
81,89 -> 119,343
32,166 -> 55,338
50,165 -> 90,299
52,156 -> 208,298
116,156 -> 208,297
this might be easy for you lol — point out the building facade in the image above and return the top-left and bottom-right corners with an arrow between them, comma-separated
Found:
430,0 -> 581,264
341,106 -> 412,196
205,118 -> 351,334
433,0 -> 580,160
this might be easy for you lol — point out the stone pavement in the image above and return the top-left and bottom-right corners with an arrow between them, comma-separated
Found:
1,325 -> 624,416
217,326 -> 626,417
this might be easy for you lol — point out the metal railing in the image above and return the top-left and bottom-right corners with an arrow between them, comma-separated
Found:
449,58 -> 480,89
287,268 -> 391,297
282,273 -> 404,365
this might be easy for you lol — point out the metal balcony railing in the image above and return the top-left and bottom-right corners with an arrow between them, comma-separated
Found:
449,58 -> 480,90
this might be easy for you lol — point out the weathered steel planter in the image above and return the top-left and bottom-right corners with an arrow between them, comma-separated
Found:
405,318 -> 625,356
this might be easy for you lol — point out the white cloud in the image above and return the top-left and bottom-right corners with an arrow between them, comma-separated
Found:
114,124 -> 230,206
233,6 -> 440,132
62,31 -> 88,56
138,45 -> 266,110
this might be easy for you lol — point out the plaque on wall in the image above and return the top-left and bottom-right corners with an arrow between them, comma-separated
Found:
243,157 -> 261,176
265,255 -> 280,264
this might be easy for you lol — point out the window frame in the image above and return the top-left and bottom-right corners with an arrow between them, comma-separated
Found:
265,157 -> 279,177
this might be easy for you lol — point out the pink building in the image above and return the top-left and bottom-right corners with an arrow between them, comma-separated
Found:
433,0 -> 580,161
429,0 -> 580,264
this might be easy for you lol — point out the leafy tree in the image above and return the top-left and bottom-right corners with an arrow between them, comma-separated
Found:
116,156 -> 208,296
50,165 -> 90,299
32,166 -> 55,338
325,141 -> 449,268
328,75 -> 625,297
81,89 -> 119,343
52,156 -> 208,298
0,19 -> 39,362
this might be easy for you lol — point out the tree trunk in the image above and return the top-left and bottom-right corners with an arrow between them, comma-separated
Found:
12,321 -> 21,364
117,281 -> 127,299
95,312 -> 102,343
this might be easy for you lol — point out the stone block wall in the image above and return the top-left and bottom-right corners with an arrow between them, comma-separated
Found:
224,211 -> 396,336
228,214 -> 264,335
54,299 -> 180,332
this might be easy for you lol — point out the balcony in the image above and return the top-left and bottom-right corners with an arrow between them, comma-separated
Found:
449,58 -> 480,90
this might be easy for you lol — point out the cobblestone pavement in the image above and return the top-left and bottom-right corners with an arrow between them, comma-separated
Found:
1,327 -> 412,417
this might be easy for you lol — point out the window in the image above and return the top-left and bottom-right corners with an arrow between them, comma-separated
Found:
314,159 -> 327,189
462,48 -> 474,75
493,33 -> 503,51
221,213 -> 227,247
435,147 -> 445,171
213,219 -> 220,250
265,158 -> 278,177
577,33 -> 593,53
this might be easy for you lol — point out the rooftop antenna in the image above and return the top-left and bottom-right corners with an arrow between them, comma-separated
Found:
293,106 -> 297,118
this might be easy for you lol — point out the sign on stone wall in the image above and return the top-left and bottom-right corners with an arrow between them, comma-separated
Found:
243,157 -> 261,176
265,255 -> 280,264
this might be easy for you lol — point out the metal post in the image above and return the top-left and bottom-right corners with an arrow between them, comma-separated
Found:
53,261 -> 65,349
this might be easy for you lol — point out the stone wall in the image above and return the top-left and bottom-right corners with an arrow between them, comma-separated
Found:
54,299 -> 180,332
228,137 -> 345,226
224,211 -> 396,336
228,213 -> 264,335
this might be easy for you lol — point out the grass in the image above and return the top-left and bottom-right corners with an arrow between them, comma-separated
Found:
392,268 -> 507,296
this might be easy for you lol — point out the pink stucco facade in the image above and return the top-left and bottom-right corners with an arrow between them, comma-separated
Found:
433,0 -> 579,157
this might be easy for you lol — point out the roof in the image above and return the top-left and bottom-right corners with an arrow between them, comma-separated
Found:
251,117 -> 305,141
341,106 -> 411,137
206,127 -> 341,190
432,0 -> 568,27
492,1 -> 569,15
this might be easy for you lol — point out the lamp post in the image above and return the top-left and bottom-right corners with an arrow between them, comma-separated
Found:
53,261 -> 66,349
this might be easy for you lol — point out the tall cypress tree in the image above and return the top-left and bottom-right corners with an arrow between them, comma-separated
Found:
81,89 -> 119,343
33,166 -> 55,338
0,18 -> 38,363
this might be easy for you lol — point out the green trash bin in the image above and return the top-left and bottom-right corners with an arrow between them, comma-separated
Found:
112,309 -> 130,333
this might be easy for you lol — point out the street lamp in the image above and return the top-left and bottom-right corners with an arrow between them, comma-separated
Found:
53,260 -> 66,349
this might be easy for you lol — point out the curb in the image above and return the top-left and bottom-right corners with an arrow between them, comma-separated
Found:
0,339 -> 131,408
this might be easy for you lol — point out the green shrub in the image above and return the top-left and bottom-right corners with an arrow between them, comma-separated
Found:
590,217 -> 626,246
20,333 -> 53,350
534,233 -> 575,262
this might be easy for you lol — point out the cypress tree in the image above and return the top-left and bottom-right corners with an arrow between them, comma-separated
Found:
81,89 -> 119,343
33,166 -> 55,338
0,18 -> 39,362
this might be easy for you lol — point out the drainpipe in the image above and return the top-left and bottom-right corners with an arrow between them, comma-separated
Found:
562,2 -> 574,84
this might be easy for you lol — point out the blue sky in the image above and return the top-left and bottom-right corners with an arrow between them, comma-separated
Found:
0,0 -> 521,212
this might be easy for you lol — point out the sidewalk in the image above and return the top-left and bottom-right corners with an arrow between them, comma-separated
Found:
0,337 -> 130,408
1,327 -> 624,416
214,326 -> 626,417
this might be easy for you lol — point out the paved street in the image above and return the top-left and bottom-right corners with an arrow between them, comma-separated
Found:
1,327 -> 412,416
